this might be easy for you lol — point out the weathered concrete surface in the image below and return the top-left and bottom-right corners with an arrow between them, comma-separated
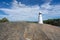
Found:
0,22 -> 60,40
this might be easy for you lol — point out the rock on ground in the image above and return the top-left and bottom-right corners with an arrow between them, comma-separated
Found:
0,22 -> 60,40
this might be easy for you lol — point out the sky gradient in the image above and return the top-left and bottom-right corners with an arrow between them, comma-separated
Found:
0,0 -> 60,21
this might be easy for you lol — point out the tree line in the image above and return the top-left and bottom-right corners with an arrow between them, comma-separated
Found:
0,17 -> 60,26
43,18 -> 60,26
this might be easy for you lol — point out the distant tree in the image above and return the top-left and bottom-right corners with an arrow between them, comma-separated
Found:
0,17 -> 9,23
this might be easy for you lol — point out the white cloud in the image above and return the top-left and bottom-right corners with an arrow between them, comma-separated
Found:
0,0 -> 60,21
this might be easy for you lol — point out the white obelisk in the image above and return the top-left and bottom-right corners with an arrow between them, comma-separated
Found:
38,12 -> 43,24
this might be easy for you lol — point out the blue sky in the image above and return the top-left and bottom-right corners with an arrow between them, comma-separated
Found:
0,0 -> 60,21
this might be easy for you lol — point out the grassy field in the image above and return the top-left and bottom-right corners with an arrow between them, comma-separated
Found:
0,22 -> 60,40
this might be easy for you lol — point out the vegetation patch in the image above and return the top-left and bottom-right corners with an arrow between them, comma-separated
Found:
43,18 -> 60,26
